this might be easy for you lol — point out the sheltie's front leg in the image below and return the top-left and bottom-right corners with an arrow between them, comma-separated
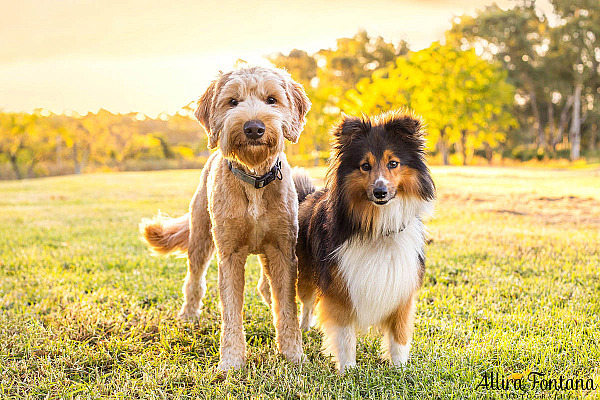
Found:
316,291 -> 357,372
299,294 -> 315,331
321,318 -> 356,373
383,295 -> 416,366
297,265 -> 316,331
317,297 -> 356,374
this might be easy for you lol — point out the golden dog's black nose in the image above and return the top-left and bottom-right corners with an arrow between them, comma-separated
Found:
244,120 -> 265,139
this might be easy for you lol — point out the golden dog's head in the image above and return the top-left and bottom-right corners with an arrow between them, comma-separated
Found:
195,66 -> 311,168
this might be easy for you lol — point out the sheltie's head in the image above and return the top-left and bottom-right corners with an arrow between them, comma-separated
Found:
327,110 -> 435,234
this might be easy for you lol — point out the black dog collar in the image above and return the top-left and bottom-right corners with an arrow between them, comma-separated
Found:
228,158 -> 283,189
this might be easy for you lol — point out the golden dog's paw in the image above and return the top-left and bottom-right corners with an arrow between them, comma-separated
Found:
218,355 -> 246,372
177,305 -> 202,321
338,361 -> 357,375
282,349 -> 306,364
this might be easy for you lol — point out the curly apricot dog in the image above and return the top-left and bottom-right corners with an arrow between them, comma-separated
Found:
140,66 -> 310,371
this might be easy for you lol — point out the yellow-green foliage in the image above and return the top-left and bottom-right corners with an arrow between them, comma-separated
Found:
343,43 -> 518,163
270,31 -> 409,162
0,108 -> 205,179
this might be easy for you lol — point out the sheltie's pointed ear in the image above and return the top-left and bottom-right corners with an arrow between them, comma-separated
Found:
331,113 -> 370,148
383,111 -> 424,138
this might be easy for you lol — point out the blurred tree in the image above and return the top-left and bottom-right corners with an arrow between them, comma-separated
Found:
0,113 -> 38,179
448,0 -> 600,159
0,108 -> 210,179
25,111 -> 55,177
270,31 -> 409,164
447,2 -> 549,150
269,49 -> 318,87
343,43 -> 517,165
0,112 -> 56,178
547,0 -> 600,159
316,30 -> 409,95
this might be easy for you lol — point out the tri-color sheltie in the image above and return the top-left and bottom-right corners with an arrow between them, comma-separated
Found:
292,110 -> 435,372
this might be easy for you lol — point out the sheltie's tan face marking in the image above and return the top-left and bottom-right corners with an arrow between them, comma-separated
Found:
342,148 -> 429,237
354,149 -> 424,205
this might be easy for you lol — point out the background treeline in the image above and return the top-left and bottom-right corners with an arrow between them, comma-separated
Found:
0,107 -> 207,180
271,0 -> 599,166
1,0 -> 599,179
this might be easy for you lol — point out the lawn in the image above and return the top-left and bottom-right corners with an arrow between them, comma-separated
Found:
1,166 -> 599,399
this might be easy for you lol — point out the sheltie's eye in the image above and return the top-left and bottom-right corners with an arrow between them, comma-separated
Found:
229,99 -> 239,107
266,96 -> 277,105
388,160 -> 398,169
360,162 -> 371,171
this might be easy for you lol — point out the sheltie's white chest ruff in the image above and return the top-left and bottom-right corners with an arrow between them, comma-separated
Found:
336,198 -> 433,330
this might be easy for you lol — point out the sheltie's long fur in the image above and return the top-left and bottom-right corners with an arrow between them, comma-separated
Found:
294,110 -> 435,372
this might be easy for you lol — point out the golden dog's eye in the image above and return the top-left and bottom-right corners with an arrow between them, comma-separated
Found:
360,163 -> 371,171
388,160 -> 398,169
229,99 -> 239,107
266,96 -> 277,105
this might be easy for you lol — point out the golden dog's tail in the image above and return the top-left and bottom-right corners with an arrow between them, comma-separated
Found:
139,212 -> 190,254
292,167 -> 317,204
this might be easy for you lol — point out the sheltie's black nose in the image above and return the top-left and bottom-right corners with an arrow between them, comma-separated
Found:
244,120 -> 265,139
373,187 -> 388,199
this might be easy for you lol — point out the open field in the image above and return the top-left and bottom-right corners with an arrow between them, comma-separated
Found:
1,166 -> 599,399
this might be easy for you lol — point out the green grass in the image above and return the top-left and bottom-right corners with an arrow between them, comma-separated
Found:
1,166 -> 599,399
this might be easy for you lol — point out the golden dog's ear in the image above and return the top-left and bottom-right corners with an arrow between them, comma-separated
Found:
284,79 -> 311,143
196,72 -> 232,149
195,80 -> 219,149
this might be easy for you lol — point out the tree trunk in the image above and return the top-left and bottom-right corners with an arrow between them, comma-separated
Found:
27,159 -> 37,178
81,146 -> 89,173
569,83 -> 582,161
484,142 -> 493,164
439,127 -> 449,166
9,153 -> 22,180
56,134 -> 62,168
73,142 -> 81,174
440,141 -> 449,165
460,130 -> 467,166
529,88 -> 544,149
522,73 -> 544,150
554,95 -> 574,151
547,101 -> 555,152
590,123 -> 597,151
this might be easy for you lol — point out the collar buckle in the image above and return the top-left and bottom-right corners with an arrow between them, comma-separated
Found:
228,158 -> 282,189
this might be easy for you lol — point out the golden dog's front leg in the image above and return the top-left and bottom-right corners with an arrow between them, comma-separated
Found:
257,254 -> 272,307
217,246 -> 248,371
263,243 -> 304,363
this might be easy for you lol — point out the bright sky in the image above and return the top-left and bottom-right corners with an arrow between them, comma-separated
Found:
2,0 -> 548,117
